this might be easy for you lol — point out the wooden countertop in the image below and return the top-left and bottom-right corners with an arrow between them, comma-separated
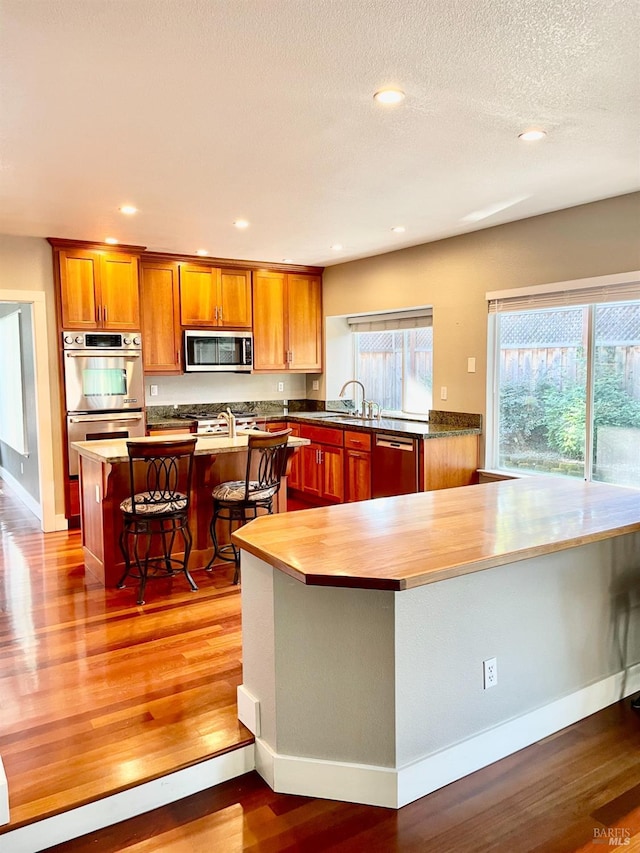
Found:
71,432 -> 309,465
232,477 -> 640,591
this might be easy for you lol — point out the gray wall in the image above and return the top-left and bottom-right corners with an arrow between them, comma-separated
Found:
0,302 -> 40,500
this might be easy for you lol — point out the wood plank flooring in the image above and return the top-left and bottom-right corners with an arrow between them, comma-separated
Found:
0,482 -> 251,833
46,703 -> 640,852
2,482 -> 640,851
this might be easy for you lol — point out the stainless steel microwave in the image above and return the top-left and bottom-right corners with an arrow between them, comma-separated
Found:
184,330 -> 253,372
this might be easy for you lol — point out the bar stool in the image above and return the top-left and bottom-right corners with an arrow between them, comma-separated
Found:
206,429 -> 292,584
118,437 -> 198,605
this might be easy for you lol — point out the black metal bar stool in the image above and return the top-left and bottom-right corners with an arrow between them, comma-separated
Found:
205,429 -> 292,584
118,437 -> 198,605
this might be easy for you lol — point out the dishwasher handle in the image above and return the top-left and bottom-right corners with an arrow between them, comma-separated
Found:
374,434 -> 415,451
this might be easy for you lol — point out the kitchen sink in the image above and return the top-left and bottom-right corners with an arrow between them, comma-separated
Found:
321,414 -> 380,423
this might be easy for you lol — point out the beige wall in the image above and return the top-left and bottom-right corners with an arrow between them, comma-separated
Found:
0,235 -> 64,516
319,192 -> 640,417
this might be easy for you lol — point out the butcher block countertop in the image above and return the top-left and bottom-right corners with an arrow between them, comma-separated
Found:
232,477 -> 640,591
71,432 -> 309,465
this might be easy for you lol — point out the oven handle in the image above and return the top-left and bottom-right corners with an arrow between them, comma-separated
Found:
68,413 -> 144,424
65,351 -> 141,358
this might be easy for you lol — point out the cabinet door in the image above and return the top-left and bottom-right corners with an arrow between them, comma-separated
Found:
58,248 -> 99,329
300,443 -> 322,497
286,423 -> 301,490
219,269 -> 252,328
286,274 -> 322,371
100,253 -> 140,330
252,270 -> 287,371
140,261 -> 182,373
180,264 -> 219,326
345,450 -> 371,502
322,445 -> 344,502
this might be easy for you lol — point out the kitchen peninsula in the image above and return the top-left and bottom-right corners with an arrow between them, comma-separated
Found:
72,432 -> 308,588
232,477 -> 640,808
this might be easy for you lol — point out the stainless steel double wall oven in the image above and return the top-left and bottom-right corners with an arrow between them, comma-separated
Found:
63,331 -> 146,476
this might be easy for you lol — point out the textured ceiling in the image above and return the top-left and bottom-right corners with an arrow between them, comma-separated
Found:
0,0 -> 638,266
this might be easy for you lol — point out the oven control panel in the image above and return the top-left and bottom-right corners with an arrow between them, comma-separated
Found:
63,331 -> 141,350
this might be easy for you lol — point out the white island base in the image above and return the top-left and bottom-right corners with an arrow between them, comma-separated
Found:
235,483 -> 640,808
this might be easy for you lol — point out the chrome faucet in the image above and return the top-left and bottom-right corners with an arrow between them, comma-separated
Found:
217,407 -> 237,438
339,380 -> 366,417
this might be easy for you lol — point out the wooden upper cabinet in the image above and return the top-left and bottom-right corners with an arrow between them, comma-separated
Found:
99,253 -> 140,330
58,248 -> 99,329
252,270 -> 322,372
140,261 -> 182,374
179,264 -> 252,328
57,246 -> 140,331
252,270 -> 288,371
286,274 -> 322,371
219,268 -> 252,328
179,264 -> 219,326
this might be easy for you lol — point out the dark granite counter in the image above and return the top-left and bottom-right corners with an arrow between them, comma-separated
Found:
146,405 -> 482,441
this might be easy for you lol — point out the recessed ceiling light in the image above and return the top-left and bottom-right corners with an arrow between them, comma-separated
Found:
518,129 -> 547,142
119,205 -> 138,215
331,243 -> 343,251
282,258 -> 294,263
234,219 -> 249,229
391,226 -> 406,233
104,237 -> 118,245
373,88 -> 405,105
196,249 -> 209,256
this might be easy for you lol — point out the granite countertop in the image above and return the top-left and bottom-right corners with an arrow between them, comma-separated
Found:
71,433 -> 309,465
146,410 -> 482,440
279,412 -> 481,440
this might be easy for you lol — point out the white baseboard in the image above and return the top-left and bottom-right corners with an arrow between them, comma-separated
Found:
0,745 -> 255,853
237,685 -> 261,736
255,665 -> 640,810
0,467 -> 42,523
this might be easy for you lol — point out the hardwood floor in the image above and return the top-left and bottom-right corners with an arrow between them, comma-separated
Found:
46,703 -> 640,852
2,482 -> 640,851
0,482 -> 251,835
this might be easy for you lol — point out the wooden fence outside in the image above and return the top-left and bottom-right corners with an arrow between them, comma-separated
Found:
500,345 -> 640,399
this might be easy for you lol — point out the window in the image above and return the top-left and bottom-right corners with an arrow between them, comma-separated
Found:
488,279 -> 640,487
348,309 -> 433,416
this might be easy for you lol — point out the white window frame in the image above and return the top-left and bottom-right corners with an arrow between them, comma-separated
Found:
485,270 -> 640,476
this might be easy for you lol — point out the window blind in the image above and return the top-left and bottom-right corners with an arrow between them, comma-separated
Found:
487,272 -> 640,313
347,307 -> 432,332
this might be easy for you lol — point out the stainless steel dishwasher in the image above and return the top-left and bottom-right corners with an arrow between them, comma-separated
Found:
371,433 -> 419,498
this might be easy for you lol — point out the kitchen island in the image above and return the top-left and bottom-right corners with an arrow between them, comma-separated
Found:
72,432 -> 308,588
232,477 -> 640,808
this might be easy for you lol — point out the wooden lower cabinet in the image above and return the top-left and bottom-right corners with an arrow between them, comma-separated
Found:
301,443 -> 344,502
419,434 -> 480,491
293,423 -> 344,504
344,429 -> 371,502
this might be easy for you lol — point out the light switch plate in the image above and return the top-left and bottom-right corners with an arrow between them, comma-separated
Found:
467,357 -> 476,373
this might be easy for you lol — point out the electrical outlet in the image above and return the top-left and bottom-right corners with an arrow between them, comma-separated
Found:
440,386 -> 448,401
312,380 -> 320,391
150,384 -> 158,396
467,357 -> 476,373
277,382 -> 285,392
483,657 -> 498,689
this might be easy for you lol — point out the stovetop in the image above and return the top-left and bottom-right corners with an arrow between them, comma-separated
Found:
177,411 -> 263,434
